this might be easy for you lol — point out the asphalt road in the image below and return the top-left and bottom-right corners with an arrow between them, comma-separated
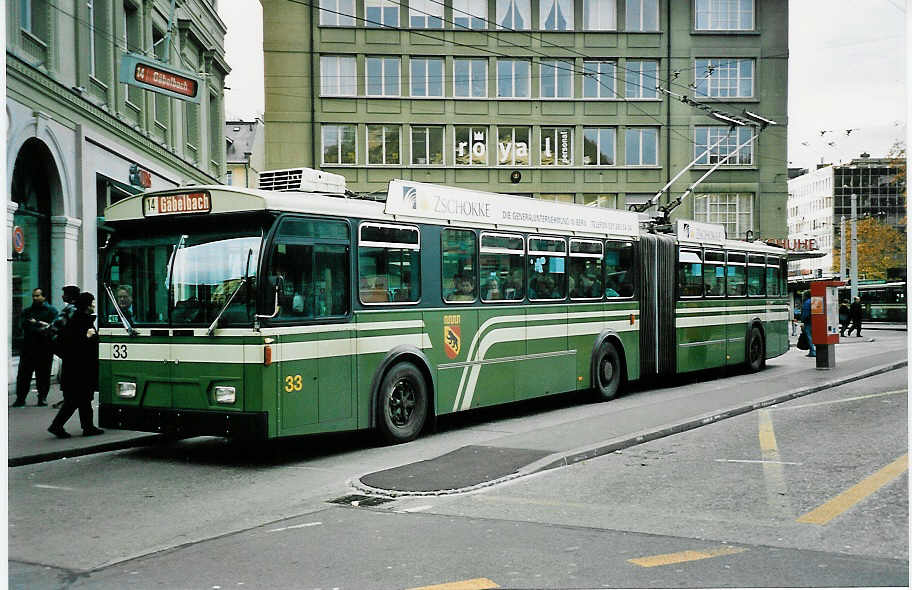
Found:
8,336 -> 908,589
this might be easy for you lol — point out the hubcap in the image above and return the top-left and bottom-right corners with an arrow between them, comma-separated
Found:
388,378 -> 417,427
600,356 -> 614,386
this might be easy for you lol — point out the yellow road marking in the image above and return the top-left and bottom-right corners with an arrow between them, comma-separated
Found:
628,546 -> 746,568
758,410 -> 794,515
757,410 -> 779,454
407,578 -> 500,590
797,454 -> 909,525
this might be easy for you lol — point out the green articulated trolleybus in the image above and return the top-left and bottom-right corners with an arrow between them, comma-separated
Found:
98,169 -> 790,443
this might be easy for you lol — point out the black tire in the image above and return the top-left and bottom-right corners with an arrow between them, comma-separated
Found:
377,362 -> 429,444
746,326 -> 765,373
593,341 -> 622,401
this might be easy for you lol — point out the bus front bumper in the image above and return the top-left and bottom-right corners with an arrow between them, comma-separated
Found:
99,404 -> 269,440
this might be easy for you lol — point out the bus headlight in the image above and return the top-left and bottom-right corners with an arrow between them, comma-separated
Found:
117,382 -> 137,399
214,386 -> 236,404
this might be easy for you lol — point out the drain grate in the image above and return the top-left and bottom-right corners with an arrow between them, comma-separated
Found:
327,494 -> 394,507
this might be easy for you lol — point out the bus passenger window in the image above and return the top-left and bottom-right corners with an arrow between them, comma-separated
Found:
703,251 -> 725,297
529,236 -> 567,301
747,255 -> 765,296
570,240 -> 603,300
766,257 -> 781,297
678,250 -> 703,297
315,245 -> 350,316
359,223 -> 420,305
605,241 -> 634,297
726,252 -> 747,297
443,229 -> 477,303
480,232 -> 524,302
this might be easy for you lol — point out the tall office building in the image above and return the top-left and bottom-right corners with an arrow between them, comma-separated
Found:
262,0 -> 787,236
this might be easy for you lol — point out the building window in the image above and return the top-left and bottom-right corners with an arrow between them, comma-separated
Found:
625,0 -> 658,31
209,93 -> 221,165
496,0 -> 530,29
21,0 -> 48,39
496,126 -> 530,166
583,0 -> 616,30
410,0 -> 443,27
366,56 -> 400,96
321,56 -> 357,96
694,126 -> 753,165
695,0 -> 754,31
579,193 -> 619,208
320,0 -> 355,25
583,127 -> 616,166
225,170 -> 234,185
540,60 -> 573,98
453,0 -> 487,28
123,2 -> 142,106
497,59 -> 530,98
323,124 -> 357,165
540,0 -> 572,30
367,125 -> 401,165
583,60 -> 616,98
455,126 -> 488,166
366,0 -> 399,27
411,126 -> 445,165
89,0 -> 97,77
625,60 -> 658,98
541,127 -> 572,166
410,57 -> 444,97
694,193 -> 754,237
454,58 -> 487,97
625,128 -> 658,166
185,102 -> 199,153
695,58 -> 754,98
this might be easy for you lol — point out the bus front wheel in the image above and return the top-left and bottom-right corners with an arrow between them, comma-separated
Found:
593,341 -> 622,401
377,362 -> 428,444
746,326 -> 765,373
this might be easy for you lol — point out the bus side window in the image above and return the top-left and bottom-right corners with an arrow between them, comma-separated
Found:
443,229 -> 477,303
605,241 -> 634,297
315,245 -> 350,316
747,255 -> 765,296
678,250 -> 703,297
359,223 -> 420,305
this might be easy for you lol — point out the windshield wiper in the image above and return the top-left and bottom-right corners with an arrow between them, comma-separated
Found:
104,282 -> 137,336
207,248 -> 253,336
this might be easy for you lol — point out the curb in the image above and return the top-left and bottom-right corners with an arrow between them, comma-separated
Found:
354,359 -> 908,498
8,434 -> 164,467
521,359 -> 908,476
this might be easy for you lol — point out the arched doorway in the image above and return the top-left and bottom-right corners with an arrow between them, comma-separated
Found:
10,139 -> 57,356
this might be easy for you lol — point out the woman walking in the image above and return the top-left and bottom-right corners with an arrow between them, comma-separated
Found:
48,292 -> 104,438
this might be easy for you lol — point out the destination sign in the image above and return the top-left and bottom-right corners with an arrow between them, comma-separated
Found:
385,180 -> 640,238
144,192 -> 211,217
119,53 -> 201,103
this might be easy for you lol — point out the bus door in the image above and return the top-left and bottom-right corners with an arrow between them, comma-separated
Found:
724,252 -> 748,365
268,217 -> 354,434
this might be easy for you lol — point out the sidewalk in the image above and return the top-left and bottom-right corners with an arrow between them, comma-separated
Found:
8,329 -> 907,469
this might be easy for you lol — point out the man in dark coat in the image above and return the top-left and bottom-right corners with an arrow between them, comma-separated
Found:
48,285 -> 81,409
847,296 -> 863,337
48,292 -> 104,438
12,288 -> 58,407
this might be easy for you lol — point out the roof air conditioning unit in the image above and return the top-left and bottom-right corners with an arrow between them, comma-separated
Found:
258,167 -> 347,194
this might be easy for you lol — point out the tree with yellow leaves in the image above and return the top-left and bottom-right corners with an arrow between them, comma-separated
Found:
833,216 -> 907,280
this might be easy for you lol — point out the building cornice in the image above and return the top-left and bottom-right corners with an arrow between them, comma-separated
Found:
6,52 -> 219,184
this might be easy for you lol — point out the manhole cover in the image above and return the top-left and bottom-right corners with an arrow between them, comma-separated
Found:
327,494 -> 393,507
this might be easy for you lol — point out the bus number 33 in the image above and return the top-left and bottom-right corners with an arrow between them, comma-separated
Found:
284,375 -> 304,392
112,344 -> 128,359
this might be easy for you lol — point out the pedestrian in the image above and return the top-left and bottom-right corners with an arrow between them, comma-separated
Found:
800,291 -> 816,358
847,296 -> 863,337
48,285 -> 81,409
12,288 -> 59,407
838,300 -> 850,337
48,292 -> 104,438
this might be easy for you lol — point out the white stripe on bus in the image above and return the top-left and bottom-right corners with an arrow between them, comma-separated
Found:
99,319 -> 426,338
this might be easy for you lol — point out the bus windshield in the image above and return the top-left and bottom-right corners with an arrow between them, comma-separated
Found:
103,228 -> 262,327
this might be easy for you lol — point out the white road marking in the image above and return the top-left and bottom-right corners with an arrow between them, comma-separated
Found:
769,389 -> 907,411
268,521 -> 322,533
33,484 -> 77,491
399,505 -> 433,513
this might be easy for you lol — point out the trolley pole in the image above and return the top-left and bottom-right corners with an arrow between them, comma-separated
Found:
840,216 -> 846,280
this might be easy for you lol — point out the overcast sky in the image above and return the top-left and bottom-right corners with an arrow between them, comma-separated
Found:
217,0 -> 908,171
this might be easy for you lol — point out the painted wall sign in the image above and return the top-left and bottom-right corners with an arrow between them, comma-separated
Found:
386,180 -> 640,238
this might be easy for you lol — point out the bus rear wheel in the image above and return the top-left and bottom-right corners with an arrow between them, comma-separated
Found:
746,326 -> 765,373
377,362 -> 428,444
593,341 -> 621,401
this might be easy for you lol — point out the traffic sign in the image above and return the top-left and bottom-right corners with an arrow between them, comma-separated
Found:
12,226 -> 24,254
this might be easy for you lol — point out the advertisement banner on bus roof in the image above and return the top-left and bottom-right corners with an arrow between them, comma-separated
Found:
676,219 -> 726,245
385,180 -> 640,238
